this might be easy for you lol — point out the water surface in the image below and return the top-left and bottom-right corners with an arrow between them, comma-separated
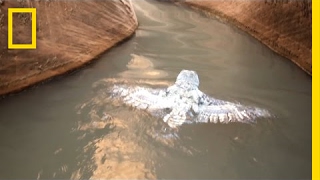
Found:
0,0 -> 311,179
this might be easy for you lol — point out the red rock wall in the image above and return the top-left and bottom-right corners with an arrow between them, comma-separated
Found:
181,0 -> 311,75
0,0 -> 138,96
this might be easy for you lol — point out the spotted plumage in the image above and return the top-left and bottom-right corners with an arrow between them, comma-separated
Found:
108,70 -> 272,128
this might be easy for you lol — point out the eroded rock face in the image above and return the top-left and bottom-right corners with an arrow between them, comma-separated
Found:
0,0 -> 138,96
179,0 -> 312,75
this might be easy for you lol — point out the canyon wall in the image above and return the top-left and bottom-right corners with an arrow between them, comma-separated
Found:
0,0 -> 138,96
179,0 -> 312,75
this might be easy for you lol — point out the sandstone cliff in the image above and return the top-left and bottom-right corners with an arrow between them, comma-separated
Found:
0,0 -> 138,96
178,0 -> 312,75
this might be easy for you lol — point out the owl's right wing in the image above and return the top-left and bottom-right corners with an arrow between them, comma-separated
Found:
108,84 -> 170,111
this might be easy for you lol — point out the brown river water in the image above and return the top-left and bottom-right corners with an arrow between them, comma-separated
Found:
0,0 -> 311,179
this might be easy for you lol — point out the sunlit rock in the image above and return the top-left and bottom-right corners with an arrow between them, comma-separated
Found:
0,0 -> 138,96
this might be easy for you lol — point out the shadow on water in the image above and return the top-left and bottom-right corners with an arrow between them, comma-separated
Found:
0,0 -> 311,179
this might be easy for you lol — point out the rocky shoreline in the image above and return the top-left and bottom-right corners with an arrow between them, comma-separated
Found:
0,0 -> 138,96
0,0 -> 311,96
176,0 -> 312,76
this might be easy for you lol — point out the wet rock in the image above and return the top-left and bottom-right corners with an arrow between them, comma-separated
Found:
0,0 -> 138,96
176,0 -> 312,75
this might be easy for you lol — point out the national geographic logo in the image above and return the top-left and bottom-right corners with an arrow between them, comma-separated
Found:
7,8 -> 36,49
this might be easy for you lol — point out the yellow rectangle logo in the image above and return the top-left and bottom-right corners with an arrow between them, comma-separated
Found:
8,8 -> 37,49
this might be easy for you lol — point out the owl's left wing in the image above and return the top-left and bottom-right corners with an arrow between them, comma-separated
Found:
196,103 -> 272,124
195,91 -> 272,124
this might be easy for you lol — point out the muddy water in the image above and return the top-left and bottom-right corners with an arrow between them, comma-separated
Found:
0,0 -> 311,179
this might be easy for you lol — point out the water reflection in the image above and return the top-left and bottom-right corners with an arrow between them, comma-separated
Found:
72,101 -> 157,179
71,54 -> 196,179
118,54 -> 168,79
73,86 -> 198,179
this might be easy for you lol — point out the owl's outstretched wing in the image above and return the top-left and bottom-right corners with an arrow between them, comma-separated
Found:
196,103 -> 272,124
196,91 -> 272,124
109,84 -> 170,111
